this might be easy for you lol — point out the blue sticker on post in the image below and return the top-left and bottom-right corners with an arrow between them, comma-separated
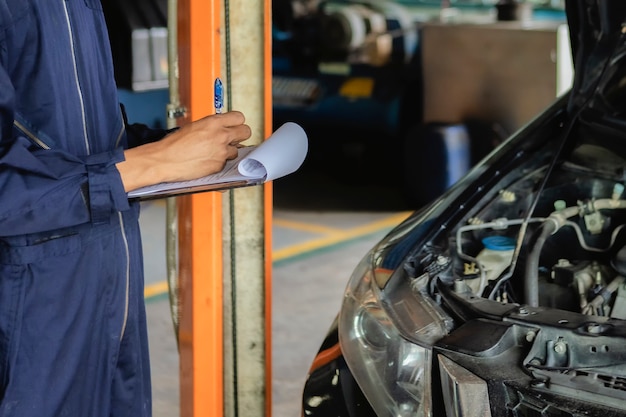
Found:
214,77 -> 224,114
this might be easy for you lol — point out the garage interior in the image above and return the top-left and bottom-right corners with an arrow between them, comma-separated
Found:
105,0 -> 571,416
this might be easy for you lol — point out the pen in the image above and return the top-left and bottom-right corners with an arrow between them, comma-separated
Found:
214,77 -> 224,114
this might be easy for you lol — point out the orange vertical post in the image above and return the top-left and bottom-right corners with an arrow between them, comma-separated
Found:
263,0 -> 273,414
176,0 -> 223,416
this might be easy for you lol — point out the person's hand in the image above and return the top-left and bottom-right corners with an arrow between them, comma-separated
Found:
117,111 -> 252,192
150,111 -> 251,181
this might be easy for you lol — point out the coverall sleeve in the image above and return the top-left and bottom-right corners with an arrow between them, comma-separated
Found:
0,67 -> 130,237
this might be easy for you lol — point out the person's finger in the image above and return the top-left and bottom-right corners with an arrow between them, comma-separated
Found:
212,110 -> 245,126
229,135 -> 249,146
224,124 -> 252,143
226,145 -> 239,160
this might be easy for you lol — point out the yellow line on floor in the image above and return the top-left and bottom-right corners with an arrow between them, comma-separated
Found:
145,280 -> 168,299
144,211 -> 412,299
273,218 -> 346,235
272,212 -> 411,261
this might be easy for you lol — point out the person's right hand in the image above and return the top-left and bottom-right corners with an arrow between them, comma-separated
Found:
117,110 -> 252,192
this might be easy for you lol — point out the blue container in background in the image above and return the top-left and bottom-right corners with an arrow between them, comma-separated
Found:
403,122 -> 471,207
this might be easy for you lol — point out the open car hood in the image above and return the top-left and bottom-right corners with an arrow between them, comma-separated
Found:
566,1 -> 626,112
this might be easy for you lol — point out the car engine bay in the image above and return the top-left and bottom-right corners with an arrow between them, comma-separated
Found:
403,119 -> 626,411
444,135 -> 626,319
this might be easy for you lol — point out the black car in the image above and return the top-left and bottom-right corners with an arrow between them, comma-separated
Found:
302,1 -> 626,416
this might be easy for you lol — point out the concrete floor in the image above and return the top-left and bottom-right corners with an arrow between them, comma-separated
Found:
141,145 -> 413,417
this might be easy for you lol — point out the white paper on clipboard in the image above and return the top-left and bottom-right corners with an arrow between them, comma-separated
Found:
128,122 -> 308,200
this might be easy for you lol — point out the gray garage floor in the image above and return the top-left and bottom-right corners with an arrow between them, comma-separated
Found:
141,148 -> 412,417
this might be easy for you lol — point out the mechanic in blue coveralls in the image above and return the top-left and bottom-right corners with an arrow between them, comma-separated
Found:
0,2 -> 251,416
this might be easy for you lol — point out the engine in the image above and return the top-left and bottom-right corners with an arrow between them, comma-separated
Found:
447,159 -> 626,320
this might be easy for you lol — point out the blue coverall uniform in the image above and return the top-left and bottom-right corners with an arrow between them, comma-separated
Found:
0,1 -> 163,415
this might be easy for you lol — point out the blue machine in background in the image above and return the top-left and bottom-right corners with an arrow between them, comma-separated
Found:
271,0 -> 566,206
272,0 -> 423,144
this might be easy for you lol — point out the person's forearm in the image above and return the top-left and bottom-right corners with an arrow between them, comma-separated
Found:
116,142 -> 167,192
116,111 -> 251,192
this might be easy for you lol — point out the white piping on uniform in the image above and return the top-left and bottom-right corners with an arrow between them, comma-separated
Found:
61,1 -> 129,342
117,212 -> 131,341
13,120 -> 51,150
114,117 -> 125,148
62,1 -> 91,155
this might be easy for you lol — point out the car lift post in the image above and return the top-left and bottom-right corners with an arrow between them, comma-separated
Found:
175,0 -> 272,415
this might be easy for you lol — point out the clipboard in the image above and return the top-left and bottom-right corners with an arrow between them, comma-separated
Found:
127,122 -> 308,200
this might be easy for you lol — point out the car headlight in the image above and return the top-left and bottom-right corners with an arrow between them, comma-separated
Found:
338,250 -> 442,417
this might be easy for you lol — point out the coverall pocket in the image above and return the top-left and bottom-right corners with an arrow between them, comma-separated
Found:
0,264 -> 24,398
0,232 -> 81,266
0,232 -> 82,407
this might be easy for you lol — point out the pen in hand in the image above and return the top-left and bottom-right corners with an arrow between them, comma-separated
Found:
214,77 -> 244,149
214,77 -> 224,114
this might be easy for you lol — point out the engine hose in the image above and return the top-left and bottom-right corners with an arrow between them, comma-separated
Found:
524,221 -> 558,307
582,275 -> 625,315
